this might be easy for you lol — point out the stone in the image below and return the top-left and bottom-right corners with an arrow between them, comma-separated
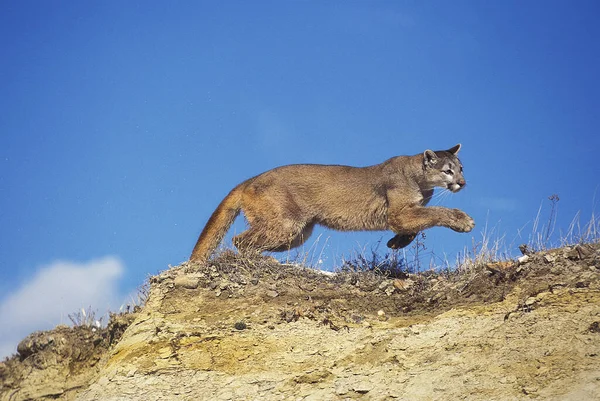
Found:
525,297 -> 537,306
394,278 -> 415,291
173,275 -> 199,289
353,381 -> 373,394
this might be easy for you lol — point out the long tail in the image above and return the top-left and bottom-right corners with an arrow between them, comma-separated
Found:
190,184 -> 243,262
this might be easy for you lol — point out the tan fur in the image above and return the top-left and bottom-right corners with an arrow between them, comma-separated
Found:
190,144 -> 474,263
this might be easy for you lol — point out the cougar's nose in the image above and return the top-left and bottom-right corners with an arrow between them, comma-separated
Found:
457,178 -> 466,187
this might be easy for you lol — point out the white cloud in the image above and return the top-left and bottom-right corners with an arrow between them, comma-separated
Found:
0,257 -> 126,360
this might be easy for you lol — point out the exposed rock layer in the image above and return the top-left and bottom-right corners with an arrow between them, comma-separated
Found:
2,244 -> 599,400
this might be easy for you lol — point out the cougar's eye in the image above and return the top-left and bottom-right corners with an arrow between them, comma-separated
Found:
444,169 -> 454,175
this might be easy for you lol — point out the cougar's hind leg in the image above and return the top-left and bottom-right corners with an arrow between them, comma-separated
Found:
232,228 -> 267,256
269,222 -> 315,252
387,233 -> 418,250
235,186 -> 313,254
233,219 -> 307,254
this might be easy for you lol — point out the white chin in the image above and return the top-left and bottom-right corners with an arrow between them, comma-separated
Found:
450,184 -> 461,192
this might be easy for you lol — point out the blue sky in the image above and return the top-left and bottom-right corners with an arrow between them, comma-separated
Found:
1,1 -> 599,357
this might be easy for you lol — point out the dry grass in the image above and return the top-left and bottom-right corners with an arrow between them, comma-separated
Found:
455,195 -> 598,273
561,210 -> 599,246
68,279 -> 150,330
454,221 -> 510,273
68,306 -> 103,328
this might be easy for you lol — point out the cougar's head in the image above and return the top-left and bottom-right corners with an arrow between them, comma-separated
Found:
423,144 -> 466,193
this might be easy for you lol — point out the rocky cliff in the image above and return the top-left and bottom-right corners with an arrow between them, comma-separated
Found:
2,244 -> 599,400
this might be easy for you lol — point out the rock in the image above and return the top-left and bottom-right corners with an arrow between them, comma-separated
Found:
173,275 -> 200,289
517,255 -> 530,265
574,244 -> 594,260
17,334 -> 54,358
384,285 -> 395,296
234,322 -> 247,330
566,247 -> 580,260
335,384 -> 349,395
294,370 -> 332,384
353,381 -> 373,394
522,385 -> 539,395
393,279 -> 415,291
486,261 -> 513,270
97,377 -> 110,386
519,244 -> 532,255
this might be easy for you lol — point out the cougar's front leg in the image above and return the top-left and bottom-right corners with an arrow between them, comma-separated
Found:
443,208 -> 475,232
387,206 -> 475,235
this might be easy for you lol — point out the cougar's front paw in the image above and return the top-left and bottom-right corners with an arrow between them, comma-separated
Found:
387,233 -> 417,249
450,209 -> 475,233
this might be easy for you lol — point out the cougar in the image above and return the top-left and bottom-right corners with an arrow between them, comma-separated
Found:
190,144 -> 474,262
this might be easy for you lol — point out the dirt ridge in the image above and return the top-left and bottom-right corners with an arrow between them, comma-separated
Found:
1,244 -> 599,400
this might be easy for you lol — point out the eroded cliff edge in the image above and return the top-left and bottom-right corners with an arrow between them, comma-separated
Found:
2,244 -> 599,400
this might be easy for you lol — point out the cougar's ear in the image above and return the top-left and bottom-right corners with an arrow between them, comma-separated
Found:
423,149 -> 437,167
448,143 -> 461,155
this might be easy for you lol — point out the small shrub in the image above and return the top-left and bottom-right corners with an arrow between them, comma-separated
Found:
68,306 -> 102,329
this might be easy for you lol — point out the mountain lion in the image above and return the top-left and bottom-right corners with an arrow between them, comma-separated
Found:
190,144 -> 474,263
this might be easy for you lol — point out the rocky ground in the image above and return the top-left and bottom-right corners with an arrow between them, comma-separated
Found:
1,244 -> 599,401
